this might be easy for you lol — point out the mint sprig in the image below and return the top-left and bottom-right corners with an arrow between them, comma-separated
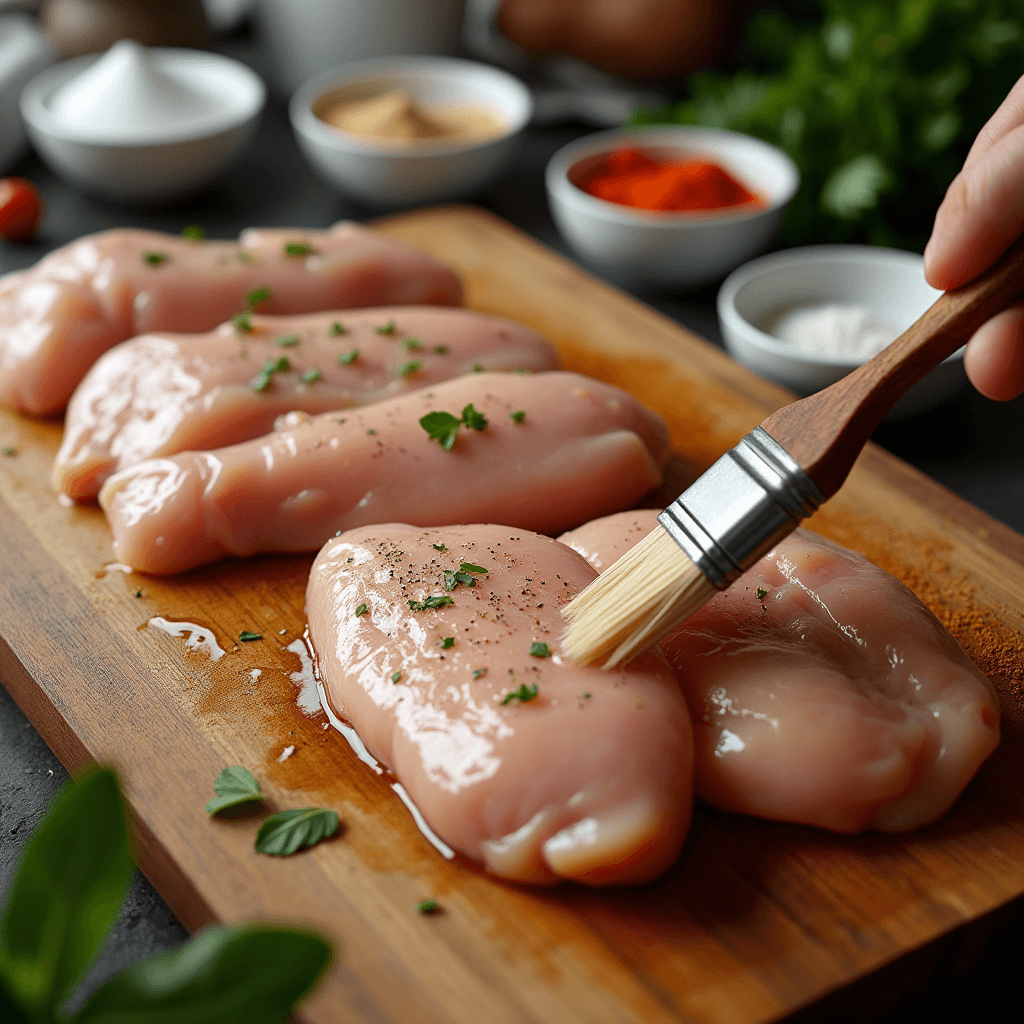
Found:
256,809 -> 339,856
206,767 -> 266,815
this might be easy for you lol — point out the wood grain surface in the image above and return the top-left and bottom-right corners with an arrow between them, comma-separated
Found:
2,205 -> 1023,1024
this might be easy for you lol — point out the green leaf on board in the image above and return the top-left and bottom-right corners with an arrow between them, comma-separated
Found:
71,925 -> 331,1024
205,767 -> 266,816
255,809 -> 339,856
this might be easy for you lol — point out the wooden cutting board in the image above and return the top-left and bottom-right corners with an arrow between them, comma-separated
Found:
2,205 -> 1023,1024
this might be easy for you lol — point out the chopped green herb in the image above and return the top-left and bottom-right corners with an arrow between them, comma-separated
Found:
265,355 -> 290,373
255,807 -> 339,856
233,312 -> 253,333
509,410 -> 526,423
246,286 -> 271,308
284,241 -> 313,257
135,589 -> 142,598
583,691 -> 591,699
433,345 -> 449,354
355,603 -> 367,617
205,766 -> 266,815
250,372 -> 271,392
336,348 -> 359,365
408,595 -> 454,612
182,224 -> 205,241
432,542 -> 447,552
367,428 -> 377,436
502,682 -> 538,705
420,410 -> 462,450
277,334 -> 299,347
235,250 -> 251,262
391,671 -> 402,684
375,319 -> 396,335
443,570 -> 477,591
440,637 -> 454,649
473,668 -> 487,680
330,321 -> 347,335
143,251 -> 168,266
239,630 -> 263,642
395,360 -> 422,378
460,562 -> 487,574
461,404 -> 488,431
417,898 -> 439,914
756,587 -> 768,600
401,336 -> 423,350
300,366 -> 322,384
529,642 -> 550,658
514,367 -> 530,374
1,446 -> 15,456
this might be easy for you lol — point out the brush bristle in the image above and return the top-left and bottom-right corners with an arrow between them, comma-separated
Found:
562,525 -> 719,668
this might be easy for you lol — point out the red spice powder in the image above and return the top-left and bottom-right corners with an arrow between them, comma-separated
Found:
579,147 -> 763,213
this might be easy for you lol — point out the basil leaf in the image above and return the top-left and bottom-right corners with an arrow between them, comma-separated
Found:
205,767 -> 266,815
0,768 -> 133,1016
419,411 -> 461,450
71,925 -> 330,1024
255,809 -> 339,856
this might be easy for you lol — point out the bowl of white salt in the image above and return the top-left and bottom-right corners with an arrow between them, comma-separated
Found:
717,245 -> 966,417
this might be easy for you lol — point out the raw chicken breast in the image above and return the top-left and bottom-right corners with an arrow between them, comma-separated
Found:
55,307 -> 557,501
0,222 -> 462,415
560,511 -> 1000,833
99,372 -> 671,574
307,523 -> 694,885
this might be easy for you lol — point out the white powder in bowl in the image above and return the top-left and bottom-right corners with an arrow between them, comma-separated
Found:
771,303 -> 901,360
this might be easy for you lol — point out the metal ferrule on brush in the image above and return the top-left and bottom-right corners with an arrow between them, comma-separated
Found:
658,426 -> 826,589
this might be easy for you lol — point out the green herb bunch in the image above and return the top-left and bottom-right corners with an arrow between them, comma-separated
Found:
634,0 -> 1024,251
0,768 -> 330,1024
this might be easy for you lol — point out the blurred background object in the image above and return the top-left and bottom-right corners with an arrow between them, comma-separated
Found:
40,0 -> 209,57
255,0 -> 466,97
0,13 -> 51,173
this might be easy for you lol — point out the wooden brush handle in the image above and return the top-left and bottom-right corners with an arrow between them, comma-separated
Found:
762,235 -> 1024,498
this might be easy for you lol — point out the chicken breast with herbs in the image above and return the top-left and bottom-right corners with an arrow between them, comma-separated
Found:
99,372 -> 671,574
307,523 -> 694,885
55,307 -> 557,501
560,511 -> 1000,833
0,222 -> 462,415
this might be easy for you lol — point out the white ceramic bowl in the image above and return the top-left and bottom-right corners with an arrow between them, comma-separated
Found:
545,125 -> 799,290
289,56 -> 533,209
20,48 -> 265,204
718,245 -> 965,417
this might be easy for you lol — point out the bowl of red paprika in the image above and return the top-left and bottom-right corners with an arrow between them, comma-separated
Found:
545,126 -> 798,290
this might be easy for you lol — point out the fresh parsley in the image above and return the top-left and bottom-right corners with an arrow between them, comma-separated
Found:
440,637 -> 454,649
336,349 -> 359,365
431,542 -> 447,552
529,642 -> 550,658
391,672 -> 402,683
433,345 -> 449,354
246,286 -> 271,308
460,562 -> 487,574
401,336 -> 423,350
443,570 -> 477,591
408,596 -> 454,611
375,319 -> 396,335
1,446 -> 15,456
277,334 -> 299,347
472,668 -> 487,680
300,367 -> 322,384
266,355 -> 290,373
182,224 -> 205,240
143,251 -> 168,266
756,587 -> 768,600
330,321 -> 347,335
239,630 -> 263,641
395,360 -> 422,378
284,241 -> 313,256
255,808 -> 339,856
233,312 -> 253,334
250,372 -> 271,392
501,683 -> 538,705
420,411 -> 462,451
509,410 -> 526,423
205,766 -> 266,814
416,899 -> 439,914
461,404 -> 488,431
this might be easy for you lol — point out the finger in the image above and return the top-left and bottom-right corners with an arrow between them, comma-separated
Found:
962,72 -> 1024,167
924,123 -> 1024,290
963,304 -> 1024,401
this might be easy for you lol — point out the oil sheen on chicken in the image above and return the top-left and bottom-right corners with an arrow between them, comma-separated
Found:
307,523 -> 694,885
559,511 -> 1000,833
99,372 -> 671,574
0,223 -> 462,415
55,307 -> 557,501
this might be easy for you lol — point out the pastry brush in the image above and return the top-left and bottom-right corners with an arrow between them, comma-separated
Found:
562,236 -> 1024,667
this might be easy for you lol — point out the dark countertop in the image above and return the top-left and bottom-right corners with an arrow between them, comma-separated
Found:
2,87 -> 1023,1021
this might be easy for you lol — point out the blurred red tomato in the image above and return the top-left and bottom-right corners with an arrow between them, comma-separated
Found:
0,178 -> 43,243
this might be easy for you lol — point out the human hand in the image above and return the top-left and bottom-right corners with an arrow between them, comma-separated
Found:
924,74 -> 1024,400
496,0 -> 731,81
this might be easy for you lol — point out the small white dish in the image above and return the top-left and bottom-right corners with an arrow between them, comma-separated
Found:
20,41 -> 265,204
289,56 -> 533,209
717,245 -> 964,417
545,125 -> 799,290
